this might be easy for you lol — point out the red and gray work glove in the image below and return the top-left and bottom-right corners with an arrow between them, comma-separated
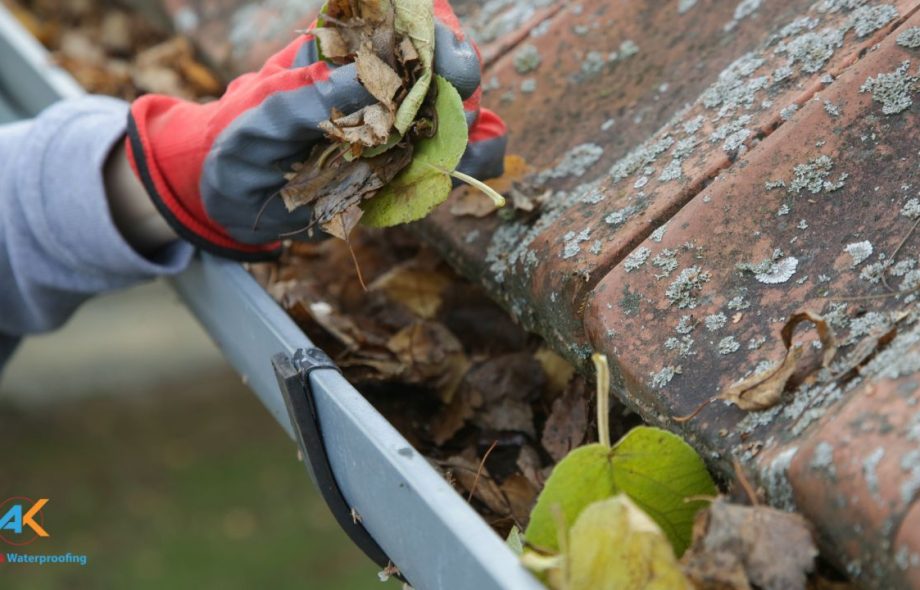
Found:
126,0 -> 508,260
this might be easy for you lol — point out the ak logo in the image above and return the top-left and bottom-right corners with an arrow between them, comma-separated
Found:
0,497 -> 49,546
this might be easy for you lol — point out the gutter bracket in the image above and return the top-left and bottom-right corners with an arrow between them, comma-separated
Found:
273,348 -> 404,582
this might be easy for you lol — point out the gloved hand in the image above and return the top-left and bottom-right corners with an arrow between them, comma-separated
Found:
126,0 -> 507,260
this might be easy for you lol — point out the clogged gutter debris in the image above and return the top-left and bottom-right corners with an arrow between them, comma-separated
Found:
278,0 -> 503,241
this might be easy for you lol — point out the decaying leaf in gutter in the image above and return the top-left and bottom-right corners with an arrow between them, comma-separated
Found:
281,0 -> 503,240
355,43 -> 403,110
680,497 -> 817,590
281,141 -> 413,232
320,103 -> 394,147
677,311 -> 839,422
720,311 -> 836,412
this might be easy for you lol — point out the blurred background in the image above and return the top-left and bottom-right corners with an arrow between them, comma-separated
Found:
0,282 -> 384,589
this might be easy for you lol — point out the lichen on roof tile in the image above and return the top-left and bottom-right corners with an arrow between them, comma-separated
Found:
845,240 -> 874,266
859,60 -> 919,115
897,27 -> 920,49
513,43 -> 541,74
846,4 -> 899,38
788,155 -> 848,194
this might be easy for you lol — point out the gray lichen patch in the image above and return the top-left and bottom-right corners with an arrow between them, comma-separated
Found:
652,249 -> 679,277
561,228 -> 591,260
901,198 -> 920,219
619,40 -> 640,59
900,449 -> 920,504
623,247 -> 651,272
753,256 -> 799,284
788,155 -> 848,194
897,27 -> 920,49
845,240 -> 874,266
705,312 -> 728,331
719,336 -> 741,355
846,4 -> 898,38
539,143 -> 604,181
764,446 -> 799,511
863,446 -> 885,502
650,223 -> 669,243
860,60 -> 919,115
678,0 -> 698,14
824,100 -> 841,117
811,441 -> 837,477
610,135 -> 675,182
666,266 -> 711,308
513,43 -> 541,74
650,365 -> 681,389
777,27 -> 844,74
725,0 -> 762,31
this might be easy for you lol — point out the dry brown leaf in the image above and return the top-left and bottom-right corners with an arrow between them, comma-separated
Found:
429,388 -> 481,445
313,27 -> 351,59
500,474 -> 538,525
449,191 -> 499,218
516,445 -> 546,489
475,397 -> 535,436
782,311 -> 837,367
320,204 -> 364,240
281,141 -> 412,217
720,311 -> 836,412
720,346 -> 804,411
681,497 -> 817,590
368,265 -> 451,319
541,381 -> 588,462
534,346 -> 575,395
178,55 -> 223,96
320,103 -> 394,147
356,42 -> 403,109
386,321 -> 469,401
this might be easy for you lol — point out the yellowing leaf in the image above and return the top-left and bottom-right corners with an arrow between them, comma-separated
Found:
361,75 -> 468,227
525,427 -> 715,556
564,496 -> 692,590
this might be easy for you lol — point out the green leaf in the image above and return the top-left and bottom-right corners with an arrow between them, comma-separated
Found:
524,427 -> 715,556
609,426 -> 715,555
393,0 -> 435,134
564,496 -> 691,590
360,75 -> 468,227
524,444 -> 616,552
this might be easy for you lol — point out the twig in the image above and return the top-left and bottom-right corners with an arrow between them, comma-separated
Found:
733,456 -> 760,505
468,440 -> 498,503
341,218 -> 367,291
673,396 -> 716,423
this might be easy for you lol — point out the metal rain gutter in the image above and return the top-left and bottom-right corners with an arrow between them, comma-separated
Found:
0,6 -> 542,588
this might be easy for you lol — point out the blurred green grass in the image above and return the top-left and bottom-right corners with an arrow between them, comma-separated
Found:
0,371 -> 387,590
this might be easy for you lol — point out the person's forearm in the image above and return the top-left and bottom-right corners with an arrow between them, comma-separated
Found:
104,140 -> 179,255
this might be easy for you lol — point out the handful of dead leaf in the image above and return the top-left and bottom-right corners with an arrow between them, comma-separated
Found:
280,0 -> 502,241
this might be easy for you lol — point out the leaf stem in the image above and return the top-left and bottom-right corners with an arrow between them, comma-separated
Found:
448,169 -> 506,207
421,162 -> 506,207
592,353 -> 611,448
